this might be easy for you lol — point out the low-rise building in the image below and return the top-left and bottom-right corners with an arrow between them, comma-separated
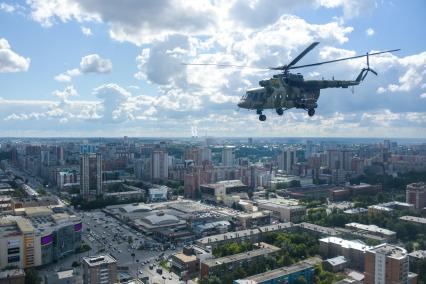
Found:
344,222 -> 396,241
200,180 -> 249,203
0,269 -> 25,284
235,211 -> 271,229
324,256 -> 347,272
195,223 -> 294,249
44,269 -> 77,284
408,250 -> 426,274
233,257 -> 321,284
148,186 -> 168,202
256,199 -> 306,222
319,237 -> 371,271
399,216 -> 426,230
200,242 -> 281,279
171,245 -> 212,279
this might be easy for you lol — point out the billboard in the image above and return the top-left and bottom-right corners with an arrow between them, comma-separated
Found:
41,234 -> 53,245
74,222 -> 82,232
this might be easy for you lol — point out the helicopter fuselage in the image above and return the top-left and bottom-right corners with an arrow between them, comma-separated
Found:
237,72 -> 361,118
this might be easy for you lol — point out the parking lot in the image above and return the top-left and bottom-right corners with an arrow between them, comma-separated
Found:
81,210 -> 182,283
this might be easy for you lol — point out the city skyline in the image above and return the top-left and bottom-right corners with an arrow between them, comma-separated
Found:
0,1 -> 426,138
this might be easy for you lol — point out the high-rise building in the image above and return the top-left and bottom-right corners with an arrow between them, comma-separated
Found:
152,149 -> 168,181
340,149 -> 354,171
185,147 -> 212,166
364,244 -> 409,284
278,148 -> 297,173
134,158 -> 151,181
327,149 -> 340,169
80,153 -> 103,198
222,147 -> 235,167
82,255 -> 117,284
406,182 -> 426,211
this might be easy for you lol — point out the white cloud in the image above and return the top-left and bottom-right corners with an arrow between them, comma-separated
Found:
26,0 -> 375,46
0,38 -> 30,73
420,93 -> 426,99
81,26 -> 92,36
377,52 -> 426,93
366,28 -> 375,36
52,85 -> 78,100
377,86 -> 386,94
0,2 -> 15,13
80,54 -> 112,74
55,54 -> 111,82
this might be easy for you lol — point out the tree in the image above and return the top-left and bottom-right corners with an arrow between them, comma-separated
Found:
199,276 -> 222,284
25,269 -> 41,284
71,261 -> 80,267
294,276 -> 308,284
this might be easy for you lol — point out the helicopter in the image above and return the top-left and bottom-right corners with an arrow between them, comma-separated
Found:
184,42 -> 400,121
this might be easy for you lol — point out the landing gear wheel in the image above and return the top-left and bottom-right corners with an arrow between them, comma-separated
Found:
276,108 -> 284,116
308,108 -> 315,117
259,114 -> 266,121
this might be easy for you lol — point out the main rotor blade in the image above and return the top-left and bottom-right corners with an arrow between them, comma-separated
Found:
287,42 -> 320,68
269,42 -> 320,71
288,49 -> 401,70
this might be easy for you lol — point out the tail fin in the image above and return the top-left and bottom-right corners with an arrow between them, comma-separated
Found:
355,69 -> 366,82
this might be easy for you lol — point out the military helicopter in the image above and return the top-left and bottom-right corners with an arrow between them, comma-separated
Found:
184,42 -> 400,121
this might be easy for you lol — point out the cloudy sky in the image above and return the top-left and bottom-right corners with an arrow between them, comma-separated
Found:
0,0 -> 425,138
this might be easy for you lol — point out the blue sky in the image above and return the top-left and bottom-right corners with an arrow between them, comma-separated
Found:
0,0 -> 425,137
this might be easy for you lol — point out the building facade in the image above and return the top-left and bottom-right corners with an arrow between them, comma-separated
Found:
364,244 -> 409,284
82,255 -> 117,284
80,153 -> 103,199
406,182 -> 426,211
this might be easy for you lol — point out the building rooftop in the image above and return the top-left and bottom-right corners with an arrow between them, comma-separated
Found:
325,256 -> 347,266
343,208 -> 368,214
297,222 -> 341,236
197,222 -> 293,245
345,222 -> 396,237
407,182 -> 426,191
236,257 -> 321,283
399,215 -> 426,225
83,254 -> 116,267
0,269 -> 25,279
142,212 -> 179,226
257,198 -> 300,207
24,206 -> 52,216
408,250 -> 426,259
202,242 -> 280,268
57,269 -> 74,279
320,237 -> 371,252
120,203 -> 152,213
173,253 -> 197,263
202,180 -> 246,189
367,244 -> 407,260
368,205 -> 393,212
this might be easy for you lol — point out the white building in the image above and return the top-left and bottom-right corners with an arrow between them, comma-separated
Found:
152,150 -> 168,181
222,147 -> 235,167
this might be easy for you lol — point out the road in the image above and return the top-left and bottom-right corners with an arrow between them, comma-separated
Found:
78,210 -> 183,283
